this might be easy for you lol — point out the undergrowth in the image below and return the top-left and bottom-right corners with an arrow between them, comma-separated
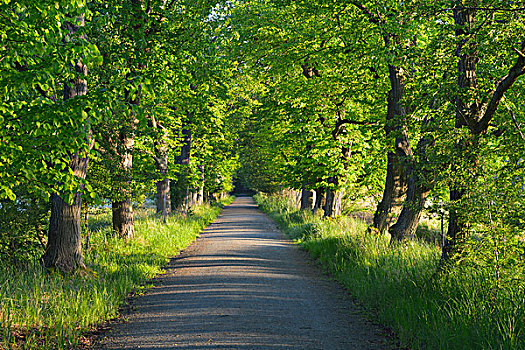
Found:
255,193 -> 525,350
0,198 -> 232,349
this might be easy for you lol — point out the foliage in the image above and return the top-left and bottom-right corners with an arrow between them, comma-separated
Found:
1,0 -> 525,346
255,193 -> 525,349
0,0 -> 101,202
0,190 -> 48,265
0,198 -> 232,349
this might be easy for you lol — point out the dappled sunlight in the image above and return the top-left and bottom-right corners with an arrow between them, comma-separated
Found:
102,197 -> 389,349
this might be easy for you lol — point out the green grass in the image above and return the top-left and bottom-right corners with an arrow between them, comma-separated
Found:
255,193 -> 525,350
0,198 -> 233,349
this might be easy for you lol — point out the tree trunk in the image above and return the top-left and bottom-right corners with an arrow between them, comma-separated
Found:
196,164 -> 205,205
43,161 -> 88,272
334,190 -> 343,218
112,0 -> 151,238
442,3 -> 525,259
149,115 -> 171,217
312,187 -> 325,214
112,200 -> 134,239
389,120 -> 435,242
373,152 -> 406,232
324,177 -> 339,218
443,137 -> 478,259
112,122 -> 135,239
389,173 -> 429,241
156,177 -> 171,216
300,188 -> 313,210
373,64 -> 411,233
42,14 -> 89,273
442,5 -> 478,260
324,188 -> 334,218
442,188 -> 466,260
154,144 -> 171,216
175,123 -> 192,213
324,189 -> 343,218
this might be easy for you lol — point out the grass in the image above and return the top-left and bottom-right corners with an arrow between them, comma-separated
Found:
0,198 -> 233,349
255,193 -> 525,350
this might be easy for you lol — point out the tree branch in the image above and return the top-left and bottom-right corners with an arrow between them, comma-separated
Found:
507,103 -> 525,141
475,41 -> 525,133
332,118 -> 376,139
348,2 -> 380,24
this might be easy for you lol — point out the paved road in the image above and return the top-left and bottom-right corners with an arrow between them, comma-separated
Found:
100,196 -> 392,349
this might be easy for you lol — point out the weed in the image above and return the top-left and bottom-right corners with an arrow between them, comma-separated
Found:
0,198 -> 232,349
255,193 -> 525,350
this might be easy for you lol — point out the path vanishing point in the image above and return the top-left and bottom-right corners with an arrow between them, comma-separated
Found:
100,196 -> 393,349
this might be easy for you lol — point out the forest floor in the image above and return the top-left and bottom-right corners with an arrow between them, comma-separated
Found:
96,196 -> 396,349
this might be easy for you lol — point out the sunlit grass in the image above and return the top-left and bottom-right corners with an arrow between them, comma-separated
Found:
255,193 -> 525,350
0,198 -> 232,349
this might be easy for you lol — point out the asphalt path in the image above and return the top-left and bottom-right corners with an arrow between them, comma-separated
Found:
100,196 -> 393,349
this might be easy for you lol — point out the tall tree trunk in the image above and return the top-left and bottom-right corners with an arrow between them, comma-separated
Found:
373,64 -> 411,233
442,4 -> 478,259
324,177 -> 339,218
441,3 -> 525,259
443,137 -> 478,259
324,188 -> 335,218
43,157 -> 88,272
156,176 -> 171,216
112,0 -> 150,238
112,199 -> 134,239
300,188 -> 313,210
42,15 -> 90,273
373,152 -> 406,232
312,187 -> 325,214
112,87 -> 138,239
389,173 -> 429,241
176,123 -> 192,213
334,190 -> 343,218
442,188 -> 466,259
389,120 -> 435,241
112,197 -> 134,239
155,147 -> 171,217
324,189 -> 343,218
196,164 -> 205,205
151,116 -> 171,217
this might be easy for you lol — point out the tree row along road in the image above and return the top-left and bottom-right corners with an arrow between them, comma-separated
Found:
100,196 -> 392,349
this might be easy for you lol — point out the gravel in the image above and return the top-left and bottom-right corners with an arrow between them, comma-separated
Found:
99,196 -> 394,350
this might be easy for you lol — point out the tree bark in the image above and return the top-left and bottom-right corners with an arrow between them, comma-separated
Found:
442,188 -> 466,260
175,122 -> 192,213
389,173 -> 429,241
389,119 -> 435,241
112,199 -> 134,239
156,176 -> 171,216
324,188 -> 334,218
324,177 -> 340,218
196,164 -> 205,205
112,0 -> 150,238
112,112 -> 136,239
42,15 -> 90,273
151,116 -> 171,217
111,39 -> 141,237
312,187 -> 325,214
334,190 -> 343,218
43,158 -> 88,272
442,4 -> 478,259
373,65 -> 410,233
300,188 -> 313,210
373,152 -> 405,233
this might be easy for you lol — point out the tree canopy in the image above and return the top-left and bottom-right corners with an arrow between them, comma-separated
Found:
0,0 -> 524,285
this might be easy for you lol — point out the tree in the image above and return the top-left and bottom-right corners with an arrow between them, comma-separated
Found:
442,1 -> 525,259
